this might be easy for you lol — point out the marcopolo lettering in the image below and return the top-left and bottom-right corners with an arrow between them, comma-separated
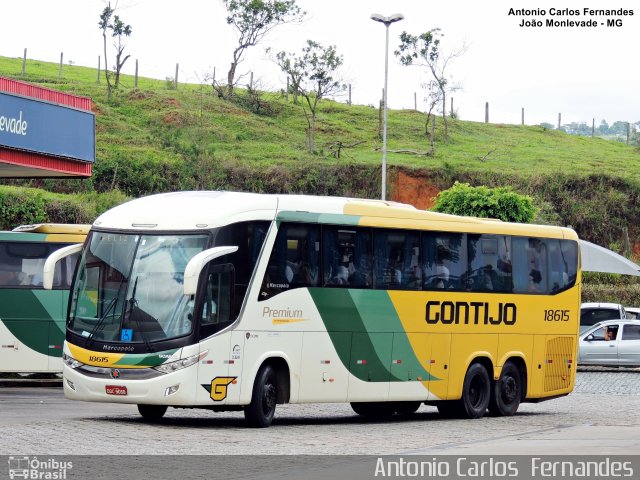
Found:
0,110 -> 28,136
426,300 -> 517,325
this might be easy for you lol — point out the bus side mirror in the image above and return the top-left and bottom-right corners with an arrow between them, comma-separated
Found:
183,246 -> 238,296
42,243 -> 84,290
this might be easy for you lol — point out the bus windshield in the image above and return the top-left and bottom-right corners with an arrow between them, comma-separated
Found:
68,232 -> 209,344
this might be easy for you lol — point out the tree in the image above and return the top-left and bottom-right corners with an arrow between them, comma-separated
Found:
270,47 -> 302,104
275,40 -> 346,153
395,28 -> 465,144
99,2 -> 132,99
597,119 -> 610,136
432,182 -> 536,223
222,0 -> 305,98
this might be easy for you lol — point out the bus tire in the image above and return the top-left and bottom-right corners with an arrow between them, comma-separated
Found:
137,404 -> 167,421
244,364 -> 278,428
459,362 -> 491,419
350,402 -> 396,419
489,361 -> 522,416
394,401 -> 421,416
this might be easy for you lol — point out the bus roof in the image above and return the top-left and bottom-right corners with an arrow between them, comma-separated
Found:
12,224 -> 92,234
0,223 -> 90,244
93,191 -> 577,240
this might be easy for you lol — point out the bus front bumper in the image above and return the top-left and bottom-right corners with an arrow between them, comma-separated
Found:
62,363 -> 198,406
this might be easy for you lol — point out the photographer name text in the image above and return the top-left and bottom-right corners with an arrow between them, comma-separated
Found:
509,8 -> 633,28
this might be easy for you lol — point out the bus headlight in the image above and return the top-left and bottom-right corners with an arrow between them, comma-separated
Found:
153,351 -> 208,374
62,352 -> 84,369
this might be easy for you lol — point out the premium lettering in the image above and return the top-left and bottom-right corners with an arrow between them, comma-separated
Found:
262,306 -> 303,318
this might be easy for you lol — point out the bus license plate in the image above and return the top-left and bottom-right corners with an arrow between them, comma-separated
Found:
105,385 -> 127,396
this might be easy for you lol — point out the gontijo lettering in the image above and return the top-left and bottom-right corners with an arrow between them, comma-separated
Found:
426,301 -> 517,325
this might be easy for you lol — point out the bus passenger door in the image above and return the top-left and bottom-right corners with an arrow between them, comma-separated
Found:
197,333 -> 231,405
298,331 -> 352,403
196,263 -> 236,405
347,332 -> 392,402
426,333 -> 451,401
223,330 -> 247,404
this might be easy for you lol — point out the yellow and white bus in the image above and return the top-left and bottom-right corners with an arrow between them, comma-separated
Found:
45,192 -> 580,426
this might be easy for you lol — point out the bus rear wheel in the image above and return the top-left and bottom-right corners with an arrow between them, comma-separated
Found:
137,404 -> 167,421
489,361 -> 522,416
244,364 -> 278,428
351,402 -> 396,419
459,363 -> 491,419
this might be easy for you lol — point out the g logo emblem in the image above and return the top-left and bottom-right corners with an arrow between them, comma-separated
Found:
210,376 -> 236,401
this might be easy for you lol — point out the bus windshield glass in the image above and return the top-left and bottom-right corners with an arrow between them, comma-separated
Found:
68,232 -> 209,344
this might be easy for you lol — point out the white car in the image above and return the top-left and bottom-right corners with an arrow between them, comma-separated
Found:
580,302 -> 626,333
624,307 -> 640,319
578,319 -> 640,366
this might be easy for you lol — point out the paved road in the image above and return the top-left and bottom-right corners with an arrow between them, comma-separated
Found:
1,368 -> 639,456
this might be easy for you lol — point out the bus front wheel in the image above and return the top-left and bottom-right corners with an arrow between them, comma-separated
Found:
488,361 -> 522,416
244,364 -> 278,428
137,404 -> 167,421
459,362 -> 491,419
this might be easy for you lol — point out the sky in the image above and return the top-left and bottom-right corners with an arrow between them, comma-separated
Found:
1,0 -> 638,126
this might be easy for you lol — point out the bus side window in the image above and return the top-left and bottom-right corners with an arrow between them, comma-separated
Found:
422,232 -> 466,290
465,235 -> 512,293
548,239 -> 578,293
322,226 -> 372,288
512,237 -> 550,294
199,263 -> 234,339
259,223 -> 319,300
373,229 -> 420,290
0,242 -> 70,288
561,239 -> 578,286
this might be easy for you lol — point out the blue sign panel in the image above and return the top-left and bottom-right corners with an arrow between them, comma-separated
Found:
0,92 -> 95,163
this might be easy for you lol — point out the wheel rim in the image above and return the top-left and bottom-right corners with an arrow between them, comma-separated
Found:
262,382 -> 276,415
501,375 -> 518,404
469,373 -> 487,408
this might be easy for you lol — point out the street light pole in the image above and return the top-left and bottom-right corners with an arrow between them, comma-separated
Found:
371,13 -> 404,201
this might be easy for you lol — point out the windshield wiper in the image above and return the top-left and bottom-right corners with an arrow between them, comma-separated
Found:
87,272 -> 129,346
125,277 -> 155,353
87,296 -> 118,345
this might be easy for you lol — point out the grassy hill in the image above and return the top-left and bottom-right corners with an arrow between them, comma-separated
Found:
1,54 -> 640,252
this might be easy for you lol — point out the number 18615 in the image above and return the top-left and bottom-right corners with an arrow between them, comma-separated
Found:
544,309 -> 569,321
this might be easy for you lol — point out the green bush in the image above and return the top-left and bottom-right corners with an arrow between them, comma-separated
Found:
432,181 -> 536,223
0,186 -> 130,230
0,188 -> 47,229
581,283 -> 640,306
